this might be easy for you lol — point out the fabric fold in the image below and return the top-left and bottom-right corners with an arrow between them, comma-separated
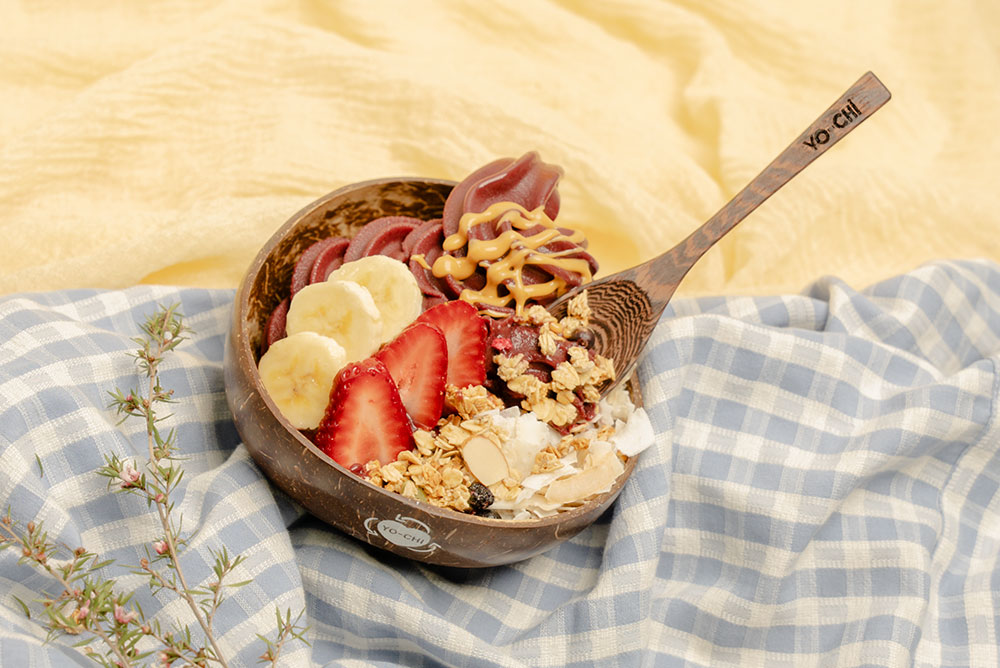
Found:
1,260 -> 999,666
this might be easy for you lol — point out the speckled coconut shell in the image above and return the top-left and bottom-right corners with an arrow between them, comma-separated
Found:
223,178 -> 641,568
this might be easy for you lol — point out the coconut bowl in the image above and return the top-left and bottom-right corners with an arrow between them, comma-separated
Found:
223,177 -> 640,568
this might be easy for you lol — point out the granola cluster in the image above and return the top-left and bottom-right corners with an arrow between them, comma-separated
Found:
362,373 -> 621,515
360,291 -> 654,519
444,383 -> 504,418
493,294 -> 616,429
363,385 -> 508,513
531,425 -> 615,475
364,446 -> 471,512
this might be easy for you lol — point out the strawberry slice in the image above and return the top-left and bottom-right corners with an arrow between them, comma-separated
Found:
415,300 -> 488,388
375,322 -> 447,430
314,358 -> 414,472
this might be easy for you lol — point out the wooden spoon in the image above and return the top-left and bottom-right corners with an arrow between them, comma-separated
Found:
549,71 -> 891,391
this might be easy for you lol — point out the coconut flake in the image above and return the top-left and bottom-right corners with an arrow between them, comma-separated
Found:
544,450 -> 624,505
611,407 -> 655,457
499,411 -> 559,479
515,410 -> 559,444
599,384 -> 635,423
520,464 -> 578,492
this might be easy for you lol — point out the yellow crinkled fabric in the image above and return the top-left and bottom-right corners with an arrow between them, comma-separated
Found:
1,1 -> 998,297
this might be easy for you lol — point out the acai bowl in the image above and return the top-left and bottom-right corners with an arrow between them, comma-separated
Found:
223,153 -> 654,567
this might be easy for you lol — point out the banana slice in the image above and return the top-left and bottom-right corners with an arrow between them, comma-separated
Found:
257,331 -> 347,429
285,280 -> 382,362
326,255 -> 423,343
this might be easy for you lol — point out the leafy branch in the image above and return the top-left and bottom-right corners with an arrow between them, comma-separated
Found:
1,304 -> 309,666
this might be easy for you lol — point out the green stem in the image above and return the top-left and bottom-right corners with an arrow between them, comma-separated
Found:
141,318 -> 230,668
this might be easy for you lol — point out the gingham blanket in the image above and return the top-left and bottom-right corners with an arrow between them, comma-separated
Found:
2,259 -> 999,667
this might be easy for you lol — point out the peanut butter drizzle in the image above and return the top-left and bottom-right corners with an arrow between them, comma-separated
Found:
430,201 -> 593,313
410,254 -> 432,271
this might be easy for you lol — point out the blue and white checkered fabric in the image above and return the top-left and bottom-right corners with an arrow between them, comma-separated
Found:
2,259 -> 999,667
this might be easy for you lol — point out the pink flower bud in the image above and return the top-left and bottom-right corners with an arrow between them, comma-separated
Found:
155,493 -> 165,503
72,601 -> 90,622
113,604 -> 137,625
119,463 -> 141,488
153,540 -> 169,555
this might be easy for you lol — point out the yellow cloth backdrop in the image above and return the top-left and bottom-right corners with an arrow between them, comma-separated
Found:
1,1 -> 998,298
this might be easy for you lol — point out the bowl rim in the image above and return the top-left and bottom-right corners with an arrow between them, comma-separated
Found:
235,176 -> 639,530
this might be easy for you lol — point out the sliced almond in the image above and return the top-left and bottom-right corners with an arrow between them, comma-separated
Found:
462,435 -> 510,486
544,450 -> 624,505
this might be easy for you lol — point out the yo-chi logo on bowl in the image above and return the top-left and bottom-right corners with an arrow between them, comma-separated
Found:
365,515 -> 440,554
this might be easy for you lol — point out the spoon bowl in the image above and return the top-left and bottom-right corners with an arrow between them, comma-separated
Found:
551,71 -> 892,388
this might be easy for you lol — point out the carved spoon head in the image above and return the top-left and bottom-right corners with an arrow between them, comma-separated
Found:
547,271 -> 668,396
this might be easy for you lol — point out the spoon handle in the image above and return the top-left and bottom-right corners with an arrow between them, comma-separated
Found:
641,71 -> 892,307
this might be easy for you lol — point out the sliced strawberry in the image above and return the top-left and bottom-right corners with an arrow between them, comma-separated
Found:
314,358 -> 414,472
415,300 -> 488,388
374,322 -> 447,430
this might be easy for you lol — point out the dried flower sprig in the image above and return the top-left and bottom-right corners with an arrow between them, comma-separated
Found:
257,609 -> 310,665
1,304 -> 309,666
0,512 -> 149,666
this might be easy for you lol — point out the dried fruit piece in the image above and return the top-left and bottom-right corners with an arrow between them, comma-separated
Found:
468,481 -> 495,514
314,358 -> 414,470
567,327 -> 595,349
416,300 -> 488,388
374,322 -> 448,430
